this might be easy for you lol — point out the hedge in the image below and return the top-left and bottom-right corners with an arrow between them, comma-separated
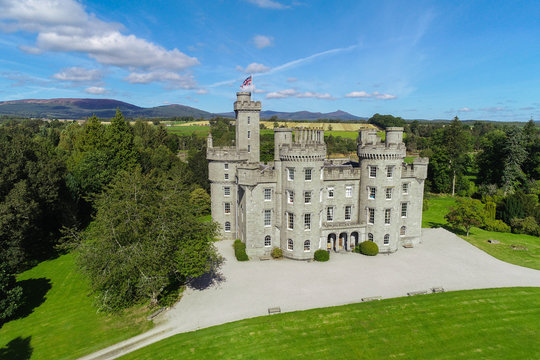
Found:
359,241 -> 379,256
271,247 -> 282,258
233,239 -> 249,261
314,249 -> 329,262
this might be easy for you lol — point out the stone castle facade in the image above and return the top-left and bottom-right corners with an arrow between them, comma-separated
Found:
207,92 -> 428,260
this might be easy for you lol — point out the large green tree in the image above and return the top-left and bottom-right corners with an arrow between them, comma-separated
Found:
445,198 -> 485,236
0,263 -> 23,322
75,169 -> 218,310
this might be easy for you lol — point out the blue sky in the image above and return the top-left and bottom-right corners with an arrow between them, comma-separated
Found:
0,0 -> 539,120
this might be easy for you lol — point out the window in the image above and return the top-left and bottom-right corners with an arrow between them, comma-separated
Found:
304,213 -> 311,230
224,173 -> 229,180
305,168 -> 312,181
401,203 -> 408,217
304,191 -> 312,204
385,209 -> 391,224
264,188 -> 271,201
224,187 -> 230,196
345,206 -> 352,221
400,226 -> 406,236
385,187 -> 392,200
369,187 -> 376,199
224,203 -> 231,214
288,239 -> 294,251
346,186 -> 352,198
387,166 -> 394,178
288,168 -> 294,181
265,235 -> 271,247
368,233 -> 374,241
248,145 -> 251,153
224,163 -> 229,170
327,207 -> 334,222
247,130 -> 251,139
288,212 -> 294,230
402,183 -> 409,194
384,234 -> 390,245
287,190 -> 294,204
369,166 -> 377,178
304,240 -> 310,252
264,210 -> 271,226
247,116 -> 250,124
368,208 -> 375,224
224,221 -> 231,232
328,187 -> 334,198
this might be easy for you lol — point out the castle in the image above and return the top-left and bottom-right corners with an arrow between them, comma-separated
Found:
207,92 -> 428,260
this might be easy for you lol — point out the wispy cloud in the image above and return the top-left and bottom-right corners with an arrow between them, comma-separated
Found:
246,0 -> 289,9
236,62 -> 271,74
458,107 -> 473,112
480,106 -> 507,112
53,67 -> 102,82
266,89 -> 333,100
85,86 -> 107,95
253,35 -> 273,49
125,70 -> 196,89
0,0 -> 198,88
345,90 -> 397,100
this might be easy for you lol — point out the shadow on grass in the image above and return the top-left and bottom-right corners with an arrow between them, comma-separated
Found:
12,278 -> 52,322
0,336 -> 33,360
426,222 -> 469,236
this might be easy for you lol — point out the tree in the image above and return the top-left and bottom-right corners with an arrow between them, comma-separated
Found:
368,113 -> 405,129
445,198 -> 485,236
75,169 -> 218,310
189,187 -> 211,215
0,262 -> 23,322
444,117 -> 470,196
501,127 -> 527,193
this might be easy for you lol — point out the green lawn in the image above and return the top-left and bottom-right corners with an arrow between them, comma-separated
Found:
423,195 -> 540,270
0,254 -> 153,360
167,125 -> 210,137
325,130 -> 358,139
120,287 -> 540,360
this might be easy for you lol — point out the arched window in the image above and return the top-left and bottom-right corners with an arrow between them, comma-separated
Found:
224,221 -> 231,232
304,240 -> 310,252
288,239 -> 294,251
264,235 -> 271,247
384,234 -> 390,245
368,233 -> 374,242
400,226 -> 406,236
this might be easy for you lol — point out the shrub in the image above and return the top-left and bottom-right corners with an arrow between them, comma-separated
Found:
233,239 -> 249,261
313,249 -> 329,262
510,217 -> 540,236
483,218 -> 511,233
271,247 -> 282,259
359,241 -> 379,256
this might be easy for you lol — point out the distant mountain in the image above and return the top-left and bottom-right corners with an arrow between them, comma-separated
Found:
0,98 -> 212,119
219,110 -> 365,121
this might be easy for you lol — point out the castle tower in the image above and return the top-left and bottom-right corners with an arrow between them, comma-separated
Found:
357,127 -> 406,252
234,92 -> 261,163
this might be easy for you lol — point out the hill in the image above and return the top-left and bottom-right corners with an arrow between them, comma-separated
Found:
219,109 -> 365,121
0,98 -> 212,119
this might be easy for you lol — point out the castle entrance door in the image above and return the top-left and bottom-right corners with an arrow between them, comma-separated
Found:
339,232 -> 347,251
327,233 -> 337,252
351,232 -> 359,249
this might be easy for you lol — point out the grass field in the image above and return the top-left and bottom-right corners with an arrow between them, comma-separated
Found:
423,195 -> 540,270
0,254 -> 152,360
120,287 -> 540,360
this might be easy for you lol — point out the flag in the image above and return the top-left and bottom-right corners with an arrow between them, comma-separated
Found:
241,75 -> 252,88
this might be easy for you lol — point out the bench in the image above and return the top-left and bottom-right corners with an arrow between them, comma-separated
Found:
361,296 -> 382,302
431,287 -> 445,293
268,307 -> 281,314
407,290 -> 428,296
259,256 -> 272,261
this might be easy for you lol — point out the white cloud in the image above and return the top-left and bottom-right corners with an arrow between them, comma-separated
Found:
459,107 -> 472,112
125,70 -> 196,89
480,106 -> 506,112
266,89 -> 333,100
53,67 -> 102,82
246,0 -> 288,9
254,88 -> 267,93
345,90 -> 397,100
236,62 -> 271,74
0,0 -> 198,84
85,86 -> 107,94
253,35 -> 273,49
196,88 -> 208,94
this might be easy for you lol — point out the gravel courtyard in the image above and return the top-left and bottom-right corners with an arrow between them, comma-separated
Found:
80,227 -> 540,360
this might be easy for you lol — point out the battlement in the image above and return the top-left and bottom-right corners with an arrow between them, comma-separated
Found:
234,92 -> 261,111
323,165 -> 362,180
357,127 -> 406,160
207,146 -> 249,161
237,165 -> 276,185
401,157 -> 429,179
279,143 -> 326,161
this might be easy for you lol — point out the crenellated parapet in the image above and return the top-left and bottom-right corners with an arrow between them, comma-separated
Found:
401,157 -> 429,179
279,143 -> 326,161
237,165 -> 276,186
234,91 -> 261,112
357,127 -> 406,160
207,146 -> 249,161
323,165 -> 362,180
